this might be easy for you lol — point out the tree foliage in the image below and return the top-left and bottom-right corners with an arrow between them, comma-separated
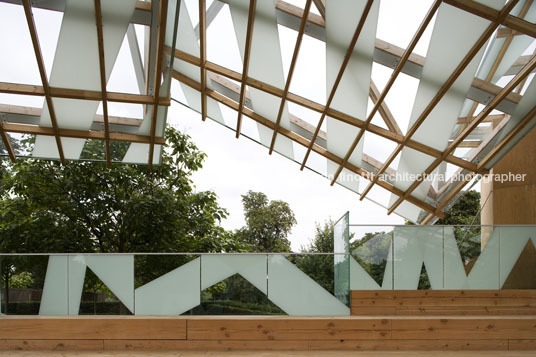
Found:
235,191 -> 296,252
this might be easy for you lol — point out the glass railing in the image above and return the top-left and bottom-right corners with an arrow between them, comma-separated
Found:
0,253 -> 351,316
349,224 -> 536,290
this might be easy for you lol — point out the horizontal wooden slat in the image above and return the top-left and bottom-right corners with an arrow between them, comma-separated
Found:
351,290 -> 536,298
391,318 -> 536,340
352,297 -> 536,307
187,318 -> 391,340
0,317 -> 186,340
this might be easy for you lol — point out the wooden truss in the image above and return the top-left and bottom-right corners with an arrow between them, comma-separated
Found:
1,0 -> 536,222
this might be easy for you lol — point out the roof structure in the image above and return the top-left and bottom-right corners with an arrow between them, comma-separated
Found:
1,0 -> 536,224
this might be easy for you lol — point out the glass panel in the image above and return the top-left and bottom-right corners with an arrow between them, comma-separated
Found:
350,226 -> 394,289
134,254 -> 200,315
267,254 -> 349,315
334,213 -> 350,305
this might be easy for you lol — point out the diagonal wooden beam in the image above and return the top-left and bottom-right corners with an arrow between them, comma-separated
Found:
172,69 -> 444,218
199,0 -> 207,121
22,0 -> 65,164
94,0 -> 111,168
329,0 -> 441,186
456,0 -> 533,138
387,51 -> 536,216
359,0 -> 521,205
311,0 -> 325,19
148,0 -> 168,169
269,0 -> 312,154
0,122 -> 16,162
369,81 -> 402,135
300,0 -> 375,170
236,0 -> 257,138
168,47 -> 483,174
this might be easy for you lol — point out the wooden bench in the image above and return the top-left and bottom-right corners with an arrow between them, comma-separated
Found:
351,289 -> 536,316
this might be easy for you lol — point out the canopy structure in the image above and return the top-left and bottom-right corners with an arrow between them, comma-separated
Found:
1,0 -> 536,224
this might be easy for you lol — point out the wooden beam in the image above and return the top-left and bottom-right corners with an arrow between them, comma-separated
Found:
330,0 -> 442,186
22,0 -> 65,164
173,70 -> 443,217
388,52 -> 536,217
457,113 -> 505,125
2,123 -> 164,145
369,81 -> 403,135
148,0 -> 168,169
311,0 -> 325,19
0,103 -> 142,127
444,0 -> 536,38
360,0 -> 520,206
496,27 -> 523,38
300,0 -> 375,170
94,0 -> 111,167
0,82 -> 169,106
170,48 -> 481,174
236,0 -> 257,138
478,105 -> 536,170
0,121 -> 16,162
199,0 -> 207,121
269,0 -> 312,154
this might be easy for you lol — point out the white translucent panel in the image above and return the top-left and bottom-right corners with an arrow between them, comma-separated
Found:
349,258 -> 381,290
135,258 -> 201,315
277,25 -> 299,82
442,227 -> 471,289
34,0 -> 137,160
0,3 -> 41,85
67,255 -> 88,315
33,8 -> 63,77
32,135 -> 87,160
498,226 -> 536,287
392,226 -> 444,289
165,0 -> 180,48
228,0 -> 294,159
123,104 -> 165,164
366,185 -> 392,208
218,101 -> 238,128
388,1 -> 504,218
267,255 -> 349,315
183,0 -> 200,29
464,229 -> 500,289
477,1 -> 536,83
134,25 -> 146,68
484,67 -> 536,168
392,198 -> 426,224
122,143 -> 162,165
325,0 -> 380,181
39,256 -> 69,315
207,4 -> 243,73
85,255 -> 135,313
175,0 -> 199,58
201,255 -> 267,293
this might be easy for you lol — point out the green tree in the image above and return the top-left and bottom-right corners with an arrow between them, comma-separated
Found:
235,191 -> 296,252
296,221 -> 335,293
0,128 -> 246,310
